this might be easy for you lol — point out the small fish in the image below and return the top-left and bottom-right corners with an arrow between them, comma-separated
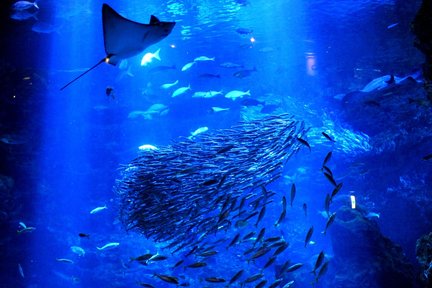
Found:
269,279 -> 283,288
148,254 -> 168,261
236,28 -> 253,35
244,247 -> 257,255
255,280 -> 267,288
242,231 -> 255,241
255,206 -> 266,227
228,233 -> 240,248
205,277 -> 226,283
255,228 -> 266,244
273,242 -> 288,257
202,178 -> 217,186
365,212 -> 380,219
322,132 -> 335,142
90,205 -> 107,214
220,62 -> 243,68
323,213 -> 336,235
18,263 -> 24,278
268,240 -> 287,249
56,258 -> 74,264
229,269 -> 244,284
131,253 -> 154,262
225,90 -> 251,100
274,209 -> 286,226
290,183 -> 296,207
422,153 -> 432,161
181,61 -> 196,71
324,194 -> 331,215
264,256 -> 277,269
304,226 -> 314,247
137,283 -> 155,288
302,203 -> 307,216
216,144 -> 235,154
322,165 -> 333,176
286,263 -> 303,272
199,73 -> 220,78
315,261 -> 329,282
154,274 -> 179,285
10,10 -> 38,21
322,151 -> 332,167
17,226 -> 36,234
141,48 -> 161,66
296,137 -> 311,151
323,172 -> 337,187
264,236 -> 282,243
78,233 -> 90,238
197,250 -> 218,257
192,90 -> 222,98
97,242 -> 120,250
387,22 -> 399,29
12,1 -> 39,11
278,260 -> 291,275
172,85 -> 191,97
138,144 -> 158,151
331,183 -> 343,199
32,21 -> 61,34
240,98 -> 264,107
186,262 -> 207,268
233,67 -> 257,78
244,273 -> 264,283
160,80 -> 178,89
70,246 -> 85,256
185,245 -> 198,257
282,280 -> 295,288
194,56 -> 215,61
105,86 -> 115,98
189,126 -> 208,138
312,251 -> 325,275
250,247 -> 271,260
211,106 -> 230,113
173,259 -> 184,268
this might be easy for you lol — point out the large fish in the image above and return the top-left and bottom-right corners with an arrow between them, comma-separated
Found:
61,4 -> 175,90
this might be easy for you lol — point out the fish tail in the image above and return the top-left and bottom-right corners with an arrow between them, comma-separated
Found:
154,48 -> 161,61
60,57 -> 106,90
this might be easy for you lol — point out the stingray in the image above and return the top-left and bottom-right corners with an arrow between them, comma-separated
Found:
60,3 -> 175,90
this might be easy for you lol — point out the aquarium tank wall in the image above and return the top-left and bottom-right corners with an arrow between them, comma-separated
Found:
1,0 -> 432,287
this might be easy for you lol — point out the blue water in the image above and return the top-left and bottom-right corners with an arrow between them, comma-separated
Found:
1,0 -> 431,287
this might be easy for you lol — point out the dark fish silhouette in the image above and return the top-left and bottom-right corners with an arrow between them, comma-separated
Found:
61,4 -> 175,90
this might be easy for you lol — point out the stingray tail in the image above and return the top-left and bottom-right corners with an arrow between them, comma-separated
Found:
60,57 -> 108,90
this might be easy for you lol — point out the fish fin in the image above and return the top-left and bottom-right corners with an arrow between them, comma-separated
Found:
154,48 -> 161,61
150,15 -> 160,24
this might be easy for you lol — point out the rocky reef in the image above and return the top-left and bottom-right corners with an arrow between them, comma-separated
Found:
412,0 -> 432,101
416,232 -> 432,287
327,206 -> 415,288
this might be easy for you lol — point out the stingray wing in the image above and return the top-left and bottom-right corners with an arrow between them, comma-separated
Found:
102,4 -> 152,65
